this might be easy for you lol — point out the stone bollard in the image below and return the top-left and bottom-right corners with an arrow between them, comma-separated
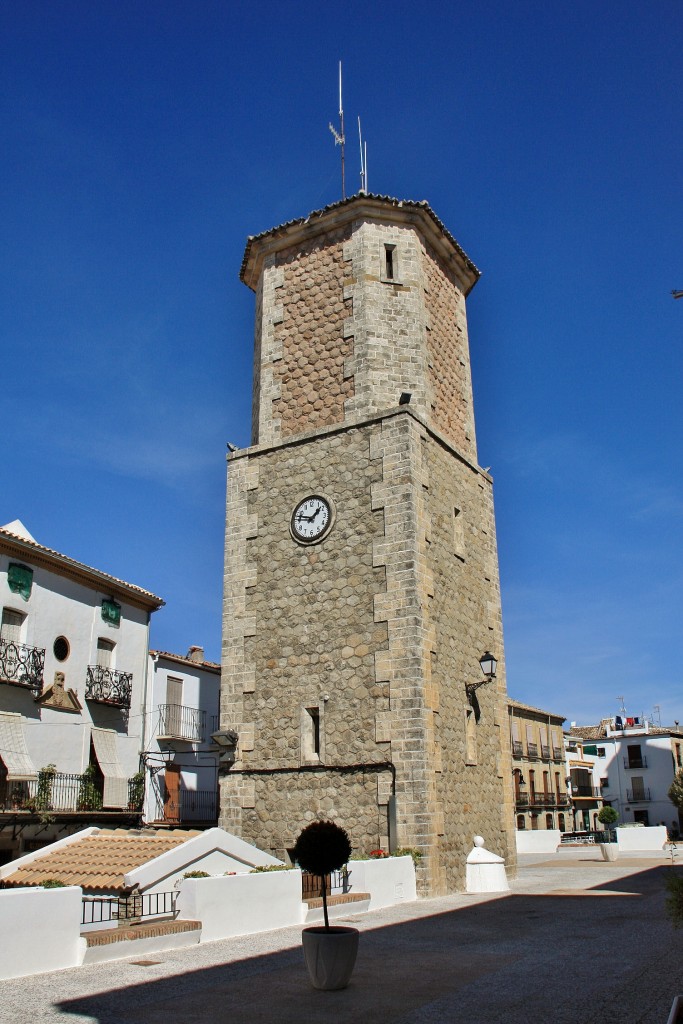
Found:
466,835 -> 510,894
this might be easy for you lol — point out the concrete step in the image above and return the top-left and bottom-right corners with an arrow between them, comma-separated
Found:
82,918 -> 201,964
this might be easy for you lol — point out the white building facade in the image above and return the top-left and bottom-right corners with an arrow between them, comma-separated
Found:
0,520 -> 164,862
143,648 -> 220,828
571,718 -> 683,834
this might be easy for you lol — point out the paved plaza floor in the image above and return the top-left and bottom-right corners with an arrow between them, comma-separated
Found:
2,848 -> 682,1024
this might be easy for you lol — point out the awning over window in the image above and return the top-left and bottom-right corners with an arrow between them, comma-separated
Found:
0,712 -> 38,781
91,727 -> 128,808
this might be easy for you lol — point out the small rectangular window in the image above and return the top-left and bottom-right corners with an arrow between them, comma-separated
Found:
301,705 -> 321,763
308,707 -> 320,755
381,243 -> 399,283
96,638 -> 115,669
385,244 -> 395,280
453,507 -> 465,560
1,608 -> 24,642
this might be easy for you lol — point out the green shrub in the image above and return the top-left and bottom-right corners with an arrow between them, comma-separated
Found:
250,864 -> 292,872
393,847 -> 423,866
78,764 -> 103,811
35,764 -> 57,811
41,879 -> 65,888
182,870 -> 210,879
665,872 -> 683,928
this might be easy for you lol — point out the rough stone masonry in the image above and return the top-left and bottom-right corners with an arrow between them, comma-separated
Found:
220,194 -> 516,895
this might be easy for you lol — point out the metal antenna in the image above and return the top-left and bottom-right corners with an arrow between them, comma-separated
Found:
328,61 -> 346,199
358,116 -> 368,193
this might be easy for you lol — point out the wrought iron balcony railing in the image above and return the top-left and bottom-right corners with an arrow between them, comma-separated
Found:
556,793 -> 570,806
571,785 -> 601,798
553,746 -> 564,760
85,665 -> 132,708
512,740 -> 523,757
627,788 -> 651,802
527,743 -> 539,758
0,771 -> 142,813
515,792 -> 529,806
0,639 -> 45,695
541,745 -> 550,760
157,704 -> 205,743
532,792 -> 556,806
152,787 -> 218,824
624,757 -> 648,769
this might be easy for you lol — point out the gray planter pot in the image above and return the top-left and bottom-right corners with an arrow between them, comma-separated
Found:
302,925 -> 359,990
667,995 -> 683,1024
598,842 -> 619,861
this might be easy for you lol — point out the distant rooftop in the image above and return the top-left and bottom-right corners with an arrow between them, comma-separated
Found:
0,520 -> 164,610
151,648 -> 220,672
508,698 -> 566,723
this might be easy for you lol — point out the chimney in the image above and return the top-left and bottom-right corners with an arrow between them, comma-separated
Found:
187,646 -> 204,664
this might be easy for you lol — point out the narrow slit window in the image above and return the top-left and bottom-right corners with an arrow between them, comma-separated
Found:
385,244 -> 395,280
308,707 -> 320,756
453,507 -> 465,559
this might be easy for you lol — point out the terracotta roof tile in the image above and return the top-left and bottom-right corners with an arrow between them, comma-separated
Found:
2,828 -> 201,893
150,650 -> 220,671
0,526 -> 164,608
508,698 -> 566,722
240,193 -> 480,293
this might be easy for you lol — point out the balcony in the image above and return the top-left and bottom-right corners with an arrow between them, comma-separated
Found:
515,793 -> 529,806
541,745 -> 550,760
623,757 -> 648,769
512,740 -> 523,757
527,743 -> 539,759
0,771 -> 142,813
153,787 -> 218,824
157,704 -> 205,743
556,793 -> 570,806
572,785 -> 601,799
532,792 -> 556,807
85,665 -> 132,709
0,639 -> 45,696
627,788 -> 651,802
552,746 -> 564,760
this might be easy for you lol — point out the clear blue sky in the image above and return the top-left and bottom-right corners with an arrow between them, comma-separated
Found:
2,2 -> 681,727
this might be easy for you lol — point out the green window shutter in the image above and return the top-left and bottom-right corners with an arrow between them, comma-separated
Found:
583,744 -> 598,756
101,599 -> 121,626
7,563 -> 33,601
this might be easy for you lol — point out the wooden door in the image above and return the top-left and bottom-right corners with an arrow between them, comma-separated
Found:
163,764 -> 181,823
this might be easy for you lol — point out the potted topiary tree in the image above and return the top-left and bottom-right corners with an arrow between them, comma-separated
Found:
292,819 -> 357,990
597,805 -> 619,860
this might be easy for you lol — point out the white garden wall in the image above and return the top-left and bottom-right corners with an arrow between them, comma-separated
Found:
616,825 -> 668,851
176,869 -> 304,942
515,830 -> 561,855
0,886 -> 85,979
345,855 -> 417,909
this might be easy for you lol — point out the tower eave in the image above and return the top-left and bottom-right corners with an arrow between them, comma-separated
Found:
239,193 -> 481,296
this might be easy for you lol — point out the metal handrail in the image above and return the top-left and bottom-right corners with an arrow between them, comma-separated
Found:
0,639 -> 45,695
85,665 -> 132,708
157,704 -> 205,742
81,890 -> 177,926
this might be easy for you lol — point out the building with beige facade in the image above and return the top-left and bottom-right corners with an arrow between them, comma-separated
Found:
508,700 -> 571,832
219,194 -> 516,895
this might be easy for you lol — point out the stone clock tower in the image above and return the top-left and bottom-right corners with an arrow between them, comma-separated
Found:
219,194 -> 516,894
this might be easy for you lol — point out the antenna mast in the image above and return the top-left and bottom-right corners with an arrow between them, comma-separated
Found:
328,61 -> 346,199
358,116 -> 368,193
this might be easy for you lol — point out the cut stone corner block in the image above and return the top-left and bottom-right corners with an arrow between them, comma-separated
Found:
465,835 -> 510,894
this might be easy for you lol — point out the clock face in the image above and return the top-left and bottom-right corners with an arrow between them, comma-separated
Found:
291,495 -> 333,543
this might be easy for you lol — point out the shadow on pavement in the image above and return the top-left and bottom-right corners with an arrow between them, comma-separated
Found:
56,863 -> 682,1024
